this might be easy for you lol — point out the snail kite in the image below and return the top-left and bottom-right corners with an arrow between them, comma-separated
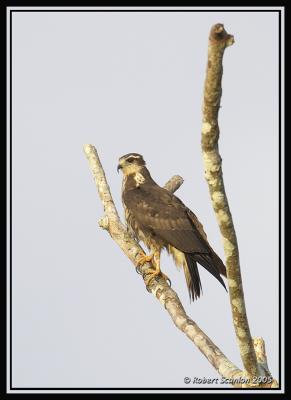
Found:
118,153 -> 227,301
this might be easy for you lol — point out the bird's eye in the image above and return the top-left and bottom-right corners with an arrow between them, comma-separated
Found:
127,157 -> 135,163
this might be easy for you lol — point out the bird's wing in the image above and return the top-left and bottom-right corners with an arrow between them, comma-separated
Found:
186,209 -> 208,241
123,185 -> 210,254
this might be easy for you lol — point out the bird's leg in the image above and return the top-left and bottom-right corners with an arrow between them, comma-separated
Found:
136,253 -> 155,266
144,251 -> 171,286
136,250 -> 171,286
135,252 -> 155,275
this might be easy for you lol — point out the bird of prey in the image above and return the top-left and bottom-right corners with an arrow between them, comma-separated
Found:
117,153 -> 227,300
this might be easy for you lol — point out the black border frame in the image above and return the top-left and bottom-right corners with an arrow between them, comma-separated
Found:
7,6 -> 283,393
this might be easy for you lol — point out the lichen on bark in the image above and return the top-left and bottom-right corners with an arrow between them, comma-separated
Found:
83,22 -> 278,389
83,144 -> 246,384
201,23 -> 259,379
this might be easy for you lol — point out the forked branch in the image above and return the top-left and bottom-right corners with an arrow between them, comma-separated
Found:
84,144 -> 245,384
83,23 -> 278,389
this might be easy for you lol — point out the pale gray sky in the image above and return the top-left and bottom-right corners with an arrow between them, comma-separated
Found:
11,10 -> 279,389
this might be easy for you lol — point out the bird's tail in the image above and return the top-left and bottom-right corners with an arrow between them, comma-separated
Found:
184,252 -> 227,301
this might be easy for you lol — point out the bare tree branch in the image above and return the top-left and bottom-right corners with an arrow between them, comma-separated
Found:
253,337 -> 271,377
83,23 -> 278,389
84,144 -> 246,383
201,22 -> 277,384
163,175 -> 184,192
84,142 -> 278,388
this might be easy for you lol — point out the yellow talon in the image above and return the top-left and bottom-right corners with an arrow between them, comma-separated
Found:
136,253 -> 154,266
136,251 -> 171,287
145,268 -> 170,286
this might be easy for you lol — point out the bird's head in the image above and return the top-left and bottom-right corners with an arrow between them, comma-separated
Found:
117,153 -> 146,176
